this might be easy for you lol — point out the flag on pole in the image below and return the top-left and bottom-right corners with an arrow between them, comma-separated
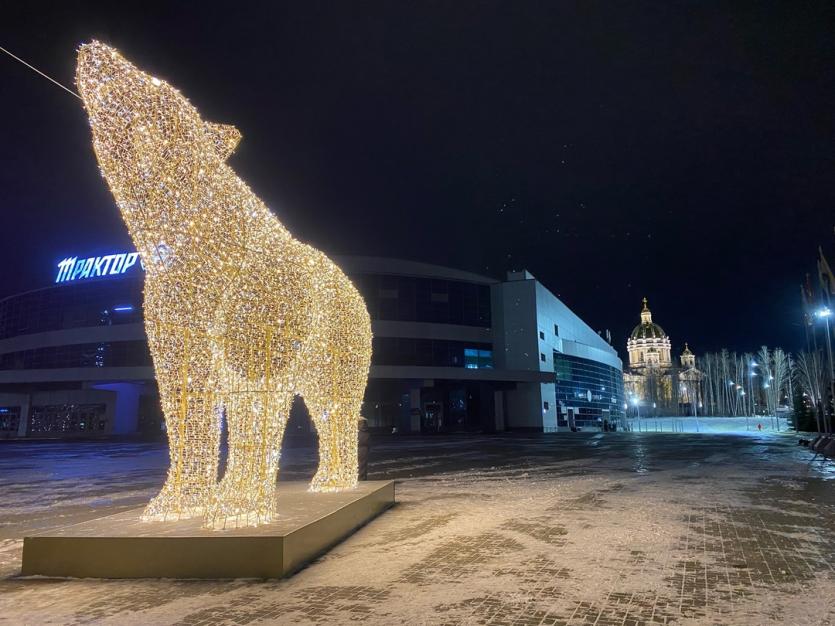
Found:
819,247 -> 835,307
801,276 -> 815,326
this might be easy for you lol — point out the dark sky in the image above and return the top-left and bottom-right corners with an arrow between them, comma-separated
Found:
2,2 -> 833,358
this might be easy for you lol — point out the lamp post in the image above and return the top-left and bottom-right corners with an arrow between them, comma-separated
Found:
740,388 -> 748,430
817,307 -> 834,433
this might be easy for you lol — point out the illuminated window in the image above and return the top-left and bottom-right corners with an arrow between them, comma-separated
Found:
0,407 -> 21,432
464,348 -> 493,369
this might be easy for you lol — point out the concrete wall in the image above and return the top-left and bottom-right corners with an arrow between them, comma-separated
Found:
491,279 -> 539,372
90,382 -> 142,434
505,382 -> 544,429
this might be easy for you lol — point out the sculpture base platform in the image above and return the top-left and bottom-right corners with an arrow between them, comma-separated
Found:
21,480 -> 394,579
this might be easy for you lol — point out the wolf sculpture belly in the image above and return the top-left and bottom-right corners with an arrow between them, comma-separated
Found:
76,41 -> 372,529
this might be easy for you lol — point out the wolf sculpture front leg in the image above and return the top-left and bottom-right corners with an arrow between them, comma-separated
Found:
205,390 -> 292,529
141,323 -> 221,521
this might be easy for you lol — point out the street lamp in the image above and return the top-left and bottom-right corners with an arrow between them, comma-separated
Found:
816,307 -> 834,433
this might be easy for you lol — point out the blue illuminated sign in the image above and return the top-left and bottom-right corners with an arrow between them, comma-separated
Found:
55,252 -> 144,283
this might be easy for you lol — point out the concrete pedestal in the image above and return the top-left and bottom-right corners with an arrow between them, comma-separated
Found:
21,480 -> 394,579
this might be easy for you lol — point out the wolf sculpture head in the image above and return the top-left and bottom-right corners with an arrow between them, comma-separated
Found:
76,41 -> 244,269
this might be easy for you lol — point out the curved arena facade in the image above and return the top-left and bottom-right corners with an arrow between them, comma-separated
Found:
0,254 -> 624,438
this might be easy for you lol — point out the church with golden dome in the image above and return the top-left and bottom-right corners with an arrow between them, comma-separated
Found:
623,298 -> 702,413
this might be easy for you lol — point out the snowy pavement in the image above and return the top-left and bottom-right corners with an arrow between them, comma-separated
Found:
0,432 -> 833,625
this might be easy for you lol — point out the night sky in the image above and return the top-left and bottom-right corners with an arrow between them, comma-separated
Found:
2,2 -> 833,359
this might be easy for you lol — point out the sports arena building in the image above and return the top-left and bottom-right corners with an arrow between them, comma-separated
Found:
0,252 -> 624,439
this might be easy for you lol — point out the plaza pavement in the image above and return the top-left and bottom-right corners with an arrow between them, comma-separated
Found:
0,431 -> 833,625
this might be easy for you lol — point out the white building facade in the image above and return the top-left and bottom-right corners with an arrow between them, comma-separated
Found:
493,271 -> 625,431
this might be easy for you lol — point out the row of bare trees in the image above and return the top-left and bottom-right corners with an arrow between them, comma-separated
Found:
698,348 -> 792,417
697,346 -> 832,431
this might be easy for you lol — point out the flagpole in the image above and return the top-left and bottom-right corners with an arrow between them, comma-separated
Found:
819,247 -> 835,432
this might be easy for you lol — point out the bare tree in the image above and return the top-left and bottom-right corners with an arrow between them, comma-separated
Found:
697,347 -> 792,419
755,346 -> 790,431
795,350 -> 828,432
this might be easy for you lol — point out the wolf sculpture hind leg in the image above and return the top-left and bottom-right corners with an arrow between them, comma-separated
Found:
305,295 -> 372,493
307,396 -> 361,492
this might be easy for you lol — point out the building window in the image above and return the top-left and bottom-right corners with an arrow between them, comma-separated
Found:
539,331 -> 545,340
540,353 -> 546,362
0,406 -> 21,432
543,401 -> 550,411
552,352 -> 625,427
464,348 -> 494,369
351,275 -> 491,328
554,324 -> 559,336
29,403 -> 108,434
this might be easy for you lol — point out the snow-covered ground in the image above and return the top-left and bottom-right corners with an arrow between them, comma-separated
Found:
623,415 -> 790,434
0,433 -> 833,625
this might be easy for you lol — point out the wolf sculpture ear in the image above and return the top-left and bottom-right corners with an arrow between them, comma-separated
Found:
205,122 -> 241,160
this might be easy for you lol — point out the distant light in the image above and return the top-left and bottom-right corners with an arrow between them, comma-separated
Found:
816,307 -> 832,318
113,305 -> 134,312
751,361 -> 758,367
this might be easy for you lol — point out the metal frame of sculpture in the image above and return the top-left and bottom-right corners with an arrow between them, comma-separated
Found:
76,41 -> 372,529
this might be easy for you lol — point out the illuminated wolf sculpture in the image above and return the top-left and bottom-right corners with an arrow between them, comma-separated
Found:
76,41 -> 372,529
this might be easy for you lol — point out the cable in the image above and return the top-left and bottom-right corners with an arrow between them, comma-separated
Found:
0,45 -> 80,100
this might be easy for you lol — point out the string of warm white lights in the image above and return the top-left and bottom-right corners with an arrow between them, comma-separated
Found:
76,41 -> 372,529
